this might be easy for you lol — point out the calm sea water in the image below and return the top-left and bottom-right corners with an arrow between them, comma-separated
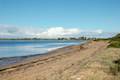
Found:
0,40 -> 85,58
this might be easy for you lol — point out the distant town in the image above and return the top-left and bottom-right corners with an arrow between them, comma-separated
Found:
0,36 -> 107,40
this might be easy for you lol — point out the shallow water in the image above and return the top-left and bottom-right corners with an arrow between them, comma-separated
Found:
0,40 -> 85,58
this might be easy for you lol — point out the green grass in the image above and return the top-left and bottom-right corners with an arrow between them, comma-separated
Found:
94,33 -> 120,48
108,41 -> 120,48
108,33 -> 120,48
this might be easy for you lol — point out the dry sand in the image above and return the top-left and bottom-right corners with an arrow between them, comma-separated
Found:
0,41 -> 120,80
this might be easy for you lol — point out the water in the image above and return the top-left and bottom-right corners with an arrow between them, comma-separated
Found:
0,40 -> 85,58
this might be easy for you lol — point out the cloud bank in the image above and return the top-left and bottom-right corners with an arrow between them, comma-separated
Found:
35,27 -> 80,38
0,24 -> 115,38
0,25 -> 81,38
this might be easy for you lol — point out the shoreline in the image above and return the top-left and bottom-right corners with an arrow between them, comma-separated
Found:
0,40 -> 86,58
0,40 -> 113,80
0,41 -> 87,71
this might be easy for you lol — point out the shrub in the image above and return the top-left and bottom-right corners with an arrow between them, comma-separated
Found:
110,59 -> 120,75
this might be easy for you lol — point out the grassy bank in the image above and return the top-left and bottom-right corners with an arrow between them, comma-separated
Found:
94,33 -> 120,48
94,33 -> 120,79
108,33 -> 120,48
105,33 -> 120,78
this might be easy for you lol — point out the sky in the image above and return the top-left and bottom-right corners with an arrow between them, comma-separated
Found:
0,0 -> 120,38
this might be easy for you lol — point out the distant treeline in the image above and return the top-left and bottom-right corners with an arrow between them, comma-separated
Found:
0,38 -> 56,40
0,37 -> 100,40
57,37 -> 98,40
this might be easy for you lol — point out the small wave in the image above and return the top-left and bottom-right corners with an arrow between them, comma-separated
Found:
47,46 -> 64,51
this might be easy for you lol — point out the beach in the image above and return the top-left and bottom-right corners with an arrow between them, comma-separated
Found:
0,41 -> 120,80
0,0 -> 119,80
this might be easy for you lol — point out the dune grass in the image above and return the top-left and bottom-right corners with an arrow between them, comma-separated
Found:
108,33 -> 120,48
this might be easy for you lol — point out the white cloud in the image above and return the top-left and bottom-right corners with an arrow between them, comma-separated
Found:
0,25 -> 81,38
94,29 -> 103,34
0,24 -> 110,38
81,29 -> 103,34
36,27 -> 80,38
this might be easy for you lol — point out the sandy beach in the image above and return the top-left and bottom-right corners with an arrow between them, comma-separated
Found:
0,41 -> 120,80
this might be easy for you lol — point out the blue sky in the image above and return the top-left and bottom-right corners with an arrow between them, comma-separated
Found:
0,0 -> 120,38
